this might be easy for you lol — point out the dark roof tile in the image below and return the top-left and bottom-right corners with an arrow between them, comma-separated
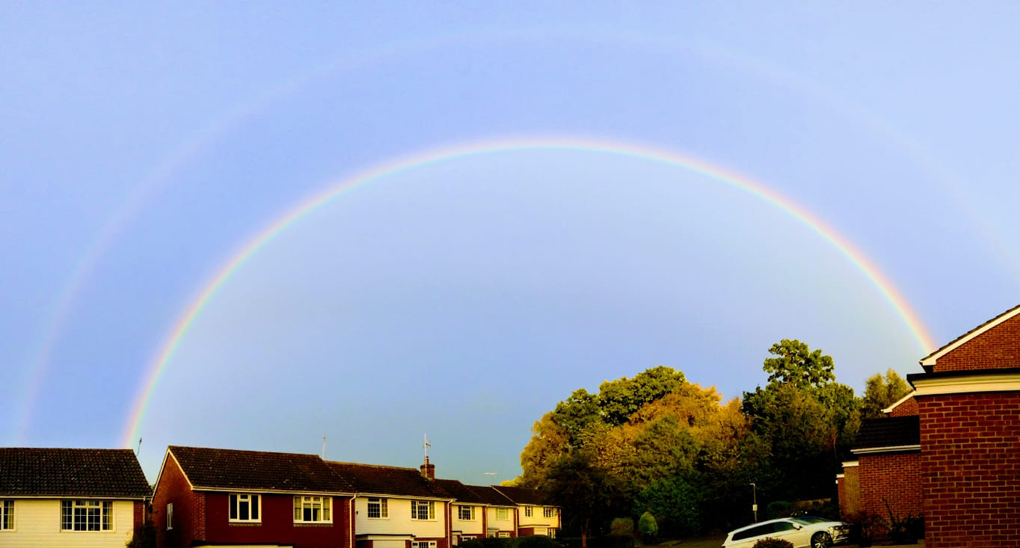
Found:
854,416 -> 921,450
327,462 -> 450,499
170,446 -> 353,493
0,448 -> 151,498
461,485 -> 515,506
492,486 -> 548,505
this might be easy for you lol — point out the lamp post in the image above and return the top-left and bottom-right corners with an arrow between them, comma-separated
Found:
750,482 -> 758,523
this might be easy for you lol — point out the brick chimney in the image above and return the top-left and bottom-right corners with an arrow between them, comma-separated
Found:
420,456 -> 435,481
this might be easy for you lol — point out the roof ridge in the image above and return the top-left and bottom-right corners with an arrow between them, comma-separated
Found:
326,461 -> 419,471
170,445 -> 319,458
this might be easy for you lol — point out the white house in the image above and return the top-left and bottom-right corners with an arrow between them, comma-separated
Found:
0,447 -> 152,548
492,486 -> 560,538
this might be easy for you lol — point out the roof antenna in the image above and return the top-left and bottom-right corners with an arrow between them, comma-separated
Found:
423,433 -> 431,462
136,437 -> 143,456
322,435 -> 327,459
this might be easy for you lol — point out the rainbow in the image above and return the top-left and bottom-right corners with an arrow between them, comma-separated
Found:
120,136 -> 938,447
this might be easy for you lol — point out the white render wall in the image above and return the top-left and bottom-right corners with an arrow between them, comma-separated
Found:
518,506 -> 559,528
451,505 -> 483,536
485,507 -> 514,533
0,499 -> 135,548
354,496 -> 447,539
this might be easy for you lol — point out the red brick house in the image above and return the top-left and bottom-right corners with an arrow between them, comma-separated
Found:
152,446 -> 355,548
0,448 -> 152,548
839,304 -> 1020,547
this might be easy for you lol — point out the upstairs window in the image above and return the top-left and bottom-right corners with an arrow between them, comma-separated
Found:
411,500 -> 435,520
229,494 -> 260,523
496,508 -> 508,520
0,500 -> 12,530
367,498 -> 388,518
458,505 -> 474,520
525,506 -> 532,517
543,507 -> 555,518
294,496 -> 331,523
61,500 -> 112,531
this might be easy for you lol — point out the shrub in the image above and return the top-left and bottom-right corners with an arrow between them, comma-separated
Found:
125,521 -> 156,548
752,538 -> 794,548
462,538 -> 512,548
765,501 -> 792,519
517,535 -> 558,548
609,517 -> 634,538
883,500 -> 923,544
842,511 -> 886,547
637,512 -> 658,543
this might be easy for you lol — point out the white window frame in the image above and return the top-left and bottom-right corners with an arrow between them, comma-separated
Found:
0,500 -> 13,531
495,507 -> 508,521
367,497 -> 388,519
229,493 -> 261,523
543,507 -> 555,518
497,531 -> 511,538
294,495 -> 332,523
412,542 -> 437,548
411,500 -> 435,521
457,505 -> 474,521
61,500 -> 112,531
166,503 -> 173,531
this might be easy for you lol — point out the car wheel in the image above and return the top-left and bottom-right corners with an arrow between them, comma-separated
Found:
810,531 -> 833,548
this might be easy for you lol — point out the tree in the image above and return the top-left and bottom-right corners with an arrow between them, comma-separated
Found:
551,388 -> 604,447
519,413 -> 571,487
545,453 -> 625,548
762,339 -> 834,389
861,369 -> 912,418
634,476 -> 703,537
598,366 -> 686,425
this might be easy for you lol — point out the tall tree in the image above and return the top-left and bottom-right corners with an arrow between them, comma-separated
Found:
861,369 -> 912,418
598,366 -> 687,425
762,339 -> 835,389
544,453 -> 624,548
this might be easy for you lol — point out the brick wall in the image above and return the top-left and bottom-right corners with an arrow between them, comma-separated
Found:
857,452 -> 922,520
889,397 -> 918,417
153,454 -> 200,548
918,392 -> 1020,548
838,465 -> 860,516
934,313 -> 1020,373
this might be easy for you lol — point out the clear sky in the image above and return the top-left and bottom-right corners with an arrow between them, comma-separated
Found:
3,3 -> 1019,485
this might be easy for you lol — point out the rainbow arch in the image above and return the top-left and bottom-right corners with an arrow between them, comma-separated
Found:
121,136 -> 937,447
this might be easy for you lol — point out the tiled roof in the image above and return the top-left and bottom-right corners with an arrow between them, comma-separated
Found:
853,416 -> 921,451
492,486 -> 548,506
327,462 -> 451,499
434,479 -> 486,504
462,484 -> 515,506
919,303 -> 1020,367
170,446 -> 353,493
0,448 -> 151,498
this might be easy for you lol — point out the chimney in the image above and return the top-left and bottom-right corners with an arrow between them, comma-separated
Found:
420,456 -> 435,481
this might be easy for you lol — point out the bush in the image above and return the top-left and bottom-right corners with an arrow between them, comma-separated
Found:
125,521 -> 156,548
609,517 -> 634,538
637,512 -> 657,543
752,538 -> 794,548
462,538 -> 512,548
842,511 -> 886,547
765,501 -> 792,519
517,536 -> 558,548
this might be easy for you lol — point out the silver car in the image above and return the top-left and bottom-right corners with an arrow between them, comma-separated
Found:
721,517 -> 848,548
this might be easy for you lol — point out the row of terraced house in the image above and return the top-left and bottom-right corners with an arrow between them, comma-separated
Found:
0,445 -> 560,548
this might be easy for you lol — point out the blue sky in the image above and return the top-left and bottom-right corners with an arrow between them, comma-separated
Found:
3,3 -> 1019,484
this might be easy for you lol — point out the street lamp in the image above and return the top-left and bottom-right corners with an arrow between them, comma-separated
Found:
750,482 -> 758,523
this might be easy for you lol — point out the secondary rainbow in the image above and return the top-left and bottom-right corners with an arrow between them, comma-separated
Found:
121,136 -> 938,447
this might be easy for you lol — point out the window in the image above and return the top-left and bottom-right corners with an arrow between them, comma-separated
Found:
411,500 -> 435,520
543,507 -> 555,518
498,532 -> 511,538
229,494 -> 260,523
458,505 -> 474,520
166,503 -> 173,531
496,508 -> 508,520
367,498 -> 388,518
294,496 -> 331,523
0,500 -> 12,531
547,528 -> 557,538
61,500 -> 112,531
524,506 -> 532,517
412,542 -> 437,548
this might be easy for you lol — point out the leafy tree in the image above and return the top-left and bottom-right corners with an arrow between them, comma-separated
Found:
637,511 -> 659,543
634,476 -> 703,537
519,413 -> 571,487
598,366 -> 686,425
762,339 -> 835,389
861,369 -> 912,418
545,452 -> 625,548
551,388 -> 604,447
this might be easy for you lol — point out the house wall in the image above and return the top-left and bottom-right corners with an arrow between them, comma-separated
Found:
838,465 -> 860,516
857,452 -> 922,519
354,497 -> 448,548
484,507 -> 515,537
888,397 -> 918,417
200,492 -> 351,548
153,453 -> 202,548
918,392 -> 1020,548
932,313 -> 1020,373
517,506 -> 559,533
451,505 -> 484,536
0,499 -> 136,548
